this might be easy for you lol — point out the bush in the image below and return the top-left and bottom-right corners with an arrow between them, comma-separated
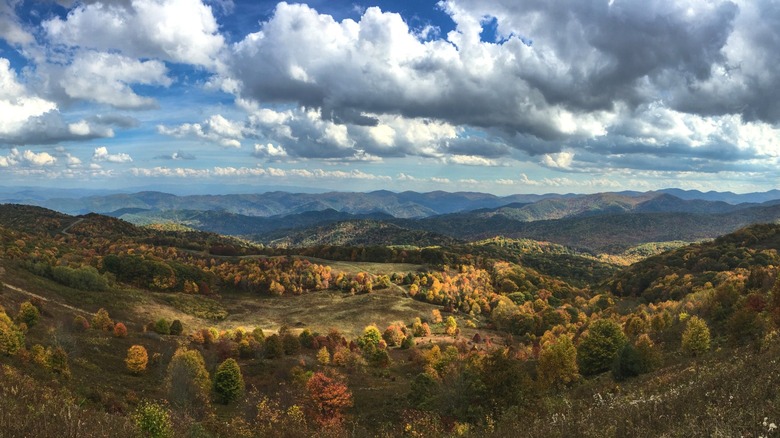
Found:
317,346 -> 331,365
154,318 -> 171,335
17,301 -> 40,327
114,322 -> 128,338
73,315 -> 90,331
169,320 -> 183,336
48,346 -> 70,378
213,358 -> 244,404
299,329 -> 316,349
92,308 -> 113,331
133,401 -> 173,438
126,345 -> 149,374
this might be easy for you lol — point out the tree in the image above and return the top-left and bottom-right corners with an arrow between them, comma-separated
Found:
577,319 -> 628,376
133,401 -> 173,438
17,301 -> 40,327
48,346 -> 70,378
264,334 -> 284,359
170,320 -> 184,336
682,316 -> 711,356
431,309 -> 443,324
282,332 -> 301,355
73,315 -> 90,331
306,372 -> 353,427
92,308 -> 113,331
126,345 -> 149,374
166,347 -> 210,411
445,316 -> 458,336
358,325 -> 382,350
114,322 -> 128,338
0,308 -> 24,356
317,346 -> 331,365
213,358 -> 245,404
537,335 -> 579,389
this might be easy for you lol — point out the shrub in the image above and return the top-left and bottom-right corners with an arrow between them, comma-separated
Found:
133,401 -> 173,438
169,320 -> 184,336
213,358 -> 244,404
154,319 -> 171,335
17,301 -> 40,327
113,322 -> 128,338
252,327 -> 265,343
383,324 -> 406,347
358,325 -> 382,350
92,308 -> 113,331
401,334 -> 415,350
48,346 -> 70,378
577,319 -> 628,376
73,315 -> 90,331
126,345 -> 149,374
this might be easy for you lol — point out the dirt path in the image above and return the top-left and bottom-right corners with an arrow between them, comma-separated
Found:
60,217 -> 84,236
1,281 -> 93,316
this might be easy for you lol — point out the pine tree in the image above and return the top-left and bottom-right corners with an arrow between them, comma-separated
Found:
213,358 -> 245,404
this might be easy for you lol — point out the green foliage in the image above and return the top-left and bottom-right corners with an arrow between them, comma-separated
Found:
299,329 -> 315,349
72,315 -> 90,331
213,358 -> 244,404
282,332 -> 301,355
264,334 -> 283,359
165,347 -> 210,410
91,308 -> 113,331
682,316 -> 711,356
133,401 -> 173,438
154,318 -> 171,335
50,265 -> 108,291
537,335 -> 579,389
577,319 -> 628,376
48,346 -> 70,378
0,309 -> 25,356
169,319 -> 183,336
445,316 -> 458,336
16,301 -> 40,328
358,325 -> 382,350
611,338 -> 656,381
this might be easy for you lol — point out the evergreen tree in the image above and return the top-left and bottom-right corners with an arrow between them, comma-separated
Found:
213,358 -> 244,404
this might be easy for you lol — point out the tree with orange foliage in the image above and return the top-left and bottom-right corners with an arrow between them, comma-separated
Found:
113,322 -> 128,338
125,345 -> 148,374
305,372 -> 353,427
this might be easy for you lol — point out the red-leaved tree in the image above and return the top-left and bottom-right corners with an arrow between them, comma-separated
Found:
305,372 -> 353,428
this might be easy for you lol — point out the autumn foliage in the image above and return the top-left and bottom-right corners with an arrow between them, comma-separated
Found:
305,372 -> 353,427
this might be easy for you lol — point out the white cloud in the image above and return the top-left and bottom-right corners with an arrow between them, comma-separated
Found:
44,0 -> 225,67
158,114 -> 244,148
0,58 -> 58,137
252,143 -> 288,159
92,146 -> 133,163
0,148 -> 57,167
541,151 -> 575,170
53,51 -> 171,109
445,155 -> 501,166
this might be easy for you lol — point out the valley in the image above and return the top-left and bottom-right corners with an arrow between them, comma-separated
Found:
1,189 -> 780,437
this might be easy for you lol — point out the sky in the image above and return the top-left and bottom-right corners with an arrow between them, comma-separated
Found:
1,0 -> 780,195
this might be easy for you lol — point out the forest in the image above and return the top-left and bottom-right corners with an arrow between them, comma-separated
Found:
0,204 -> 779,437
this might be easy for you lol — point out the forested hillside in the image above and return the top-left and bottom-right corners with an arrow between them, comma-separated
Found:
1,204 -> 779,437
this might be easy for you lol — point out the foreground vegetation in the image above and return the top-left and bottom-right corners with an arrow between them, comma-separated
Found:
1,204 -> 779,437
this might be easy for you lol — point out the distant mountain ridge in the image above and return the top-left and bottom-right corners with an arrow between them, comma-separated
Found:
28,188 -> 780,220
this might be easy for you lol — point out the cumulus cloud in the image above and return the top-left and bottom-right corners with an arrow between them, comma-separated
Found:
47,51 -> 172,109
158,114 -> 244,148
92,146 -> 133,163
44,0 -> 225,67
0,148 -> 57,167
252,143 -> 288,160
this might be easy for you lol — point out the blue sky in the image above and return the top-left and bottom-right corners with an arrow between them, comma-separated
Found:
1,0 -> 779,195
